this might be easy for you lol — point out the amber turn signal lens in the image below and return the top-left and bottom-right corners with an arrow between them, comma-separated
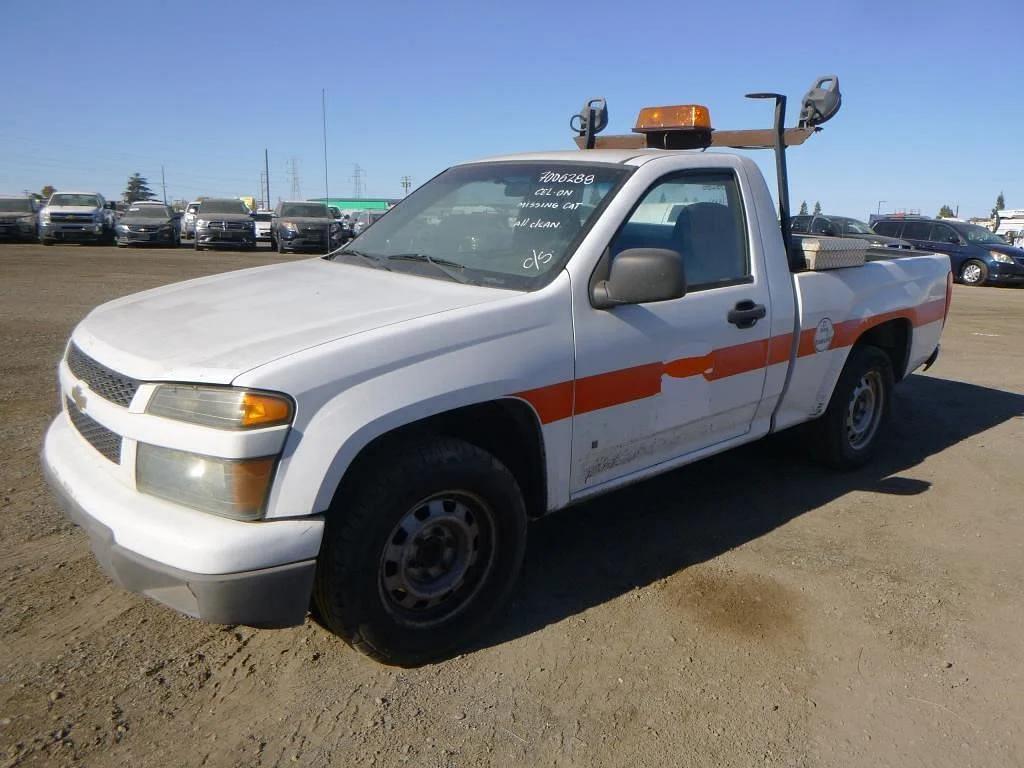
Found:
634,104 -> 712,133
240,393 -> 293,428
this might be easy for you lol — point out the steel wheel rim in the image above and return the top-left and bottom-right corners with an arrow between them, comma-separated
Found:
962,264 -> 981,283
379,491 -> 496,626
846,370 -> 883,451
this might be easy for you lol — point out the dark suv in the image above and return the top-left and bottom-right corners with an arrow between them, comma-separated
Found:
873,217 -> 1024,286
791,214 -> 911,249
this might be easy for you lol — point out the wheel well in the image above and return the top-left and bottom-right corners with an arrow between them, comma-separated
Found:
334,399 -> 548,519
855,318 -> 911,381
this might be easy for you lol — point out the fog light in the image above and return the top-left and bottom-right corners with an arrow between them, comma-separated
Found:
136,443 -> 277,520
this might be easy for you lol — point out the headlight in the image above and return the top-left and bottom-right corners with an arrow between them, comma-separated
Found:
116,223 -> 129,232
147,384 -> 293,429
40,211 -> 51,223
18,215 -> 35,225
196,219 -> 209,228
990,250 -> 1013,263
281,221 -> 298,232
136,443 -> 276,520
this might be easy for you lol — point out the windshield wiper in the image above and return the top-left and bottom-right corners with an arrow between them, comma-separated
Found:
387,253 -> 469,283
328,248 -> 392,270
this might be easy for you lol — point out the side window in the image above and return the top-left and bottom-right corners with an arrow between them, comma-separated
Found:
810,216 -> 833,235
931,224 -> 958,244
790,215 -> 810,233
872,221 -> 901,237
901,221 -> 933,241
609,171 -> 749,289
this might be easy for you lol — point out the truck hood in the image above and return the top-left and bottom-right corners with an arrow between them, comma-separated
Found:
46,206 -> 100,214
73,259 -> 512,384
197,212 -> 251,222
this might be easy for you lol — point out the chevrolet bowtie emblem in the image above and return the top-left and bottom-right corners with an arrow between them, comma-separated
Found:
71,384 -> 87,411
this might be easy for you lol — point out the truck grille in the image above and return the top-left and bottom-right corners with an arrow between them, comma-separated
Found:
66,344 -> 140,407
50,213 -> 95,223
208,221 -> 247,230
66,398 -> 122,464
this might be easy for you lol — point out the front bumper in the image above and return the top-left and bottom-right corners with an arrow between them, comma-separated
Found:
41,415 -> 321,627
116,229 -> 177,246
40,222 -> 106,241
279,230 -> 336,252
987,261 -> 1024,285
196,227 -> 255,248
0,221 -> 37,240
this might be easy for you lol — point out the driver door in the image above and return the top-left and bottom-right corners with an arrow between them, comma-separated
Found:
570,169 -> 771,493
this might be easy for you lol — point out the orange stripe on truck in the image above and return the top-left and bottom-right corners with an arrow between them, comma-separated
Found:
515,298 -> 947,424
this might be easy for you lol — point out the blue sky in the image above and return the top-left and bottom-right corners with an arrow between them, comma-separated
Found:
1,0 -> 1019,219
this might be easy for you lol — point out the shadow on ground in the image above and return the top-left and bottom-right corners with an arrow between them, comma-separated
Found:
477,374 -> 1024,652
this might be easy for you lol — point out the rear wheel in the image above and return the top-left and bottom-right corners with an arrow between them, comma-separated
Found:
313,437 -> 527,666
808,344 -> 894,470
41,238 -> 55,246
960,259 -> 988,286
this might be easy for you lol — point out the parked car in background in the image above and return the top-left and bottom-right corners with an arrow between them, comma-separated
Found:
0,195 -> 41,242
790,214 -> 912,249
194,198 -> 256,251
270,201 -> 341,253
254,209 -> 273,243
873,216 -> 1024,286
181,201 -> 200,239
39,192 -> 116,245
115,203 -> 181,248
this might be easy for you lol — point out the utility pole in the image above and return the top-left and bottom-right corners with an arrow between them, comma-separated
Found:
322,88 -> 329,205
876,200 -> 886,215
264,149 -> 270,209
400,176 -> 412,196
351,164 -> 363,199
161,165 -> 167,204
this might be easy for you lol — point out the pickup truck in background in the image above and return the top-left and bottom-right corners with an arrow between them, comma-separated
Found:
42,77 -> 952,665
39,191 -> 117,245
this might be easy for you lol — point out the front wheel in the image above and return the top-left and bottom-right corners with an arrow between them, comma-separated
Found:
808,344 -> 894,470
959,259 -> 988,286
313,438 -> 527,666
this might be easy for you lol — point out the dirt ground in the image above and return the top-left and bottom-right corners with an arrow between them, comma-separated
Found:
1,243 -> 1023,768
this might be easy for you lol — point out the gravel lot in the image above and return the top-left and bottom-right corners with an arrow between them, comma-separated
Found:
1,243 -> 1023,768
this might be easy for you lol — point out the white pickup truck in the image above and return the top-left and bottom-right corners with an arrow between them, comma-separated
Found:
43,82 -> 951,664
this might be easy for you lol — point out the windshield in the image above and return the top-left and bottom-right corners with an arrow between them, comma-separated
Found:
198,199 -> 249,215
50,194 -> 100,207
280,203 -> 328,218
0,199 -> 33,213
254,212 -> 272,222
840,218 -> 874,235
332,162 -> 629,289
123,205 -> 171,219
959,224 -> 1005,244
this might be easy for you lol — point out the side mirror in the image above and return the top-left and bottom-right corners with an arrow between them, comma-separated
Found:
592,248 -> 686,309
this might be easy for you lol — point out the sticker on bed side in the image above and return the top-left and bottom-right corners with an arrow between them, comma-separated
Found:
814,318 -> 835,352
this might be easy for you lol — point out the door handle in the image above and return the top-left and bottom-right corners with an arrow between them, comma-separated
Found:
727,300 -> 766,329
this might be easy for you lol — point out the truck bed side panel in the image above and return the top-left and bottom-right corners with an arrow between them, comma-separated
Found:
774,254 -> 950,431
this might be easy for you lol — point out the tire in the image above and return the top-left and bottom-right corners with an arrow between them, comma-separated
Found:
276,236 -> 285,254
313,437 -> 528,666
41,239 -> 55,246
194,239 -> 203,251
808,344 -> 894,470
960,259 -> 988,286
